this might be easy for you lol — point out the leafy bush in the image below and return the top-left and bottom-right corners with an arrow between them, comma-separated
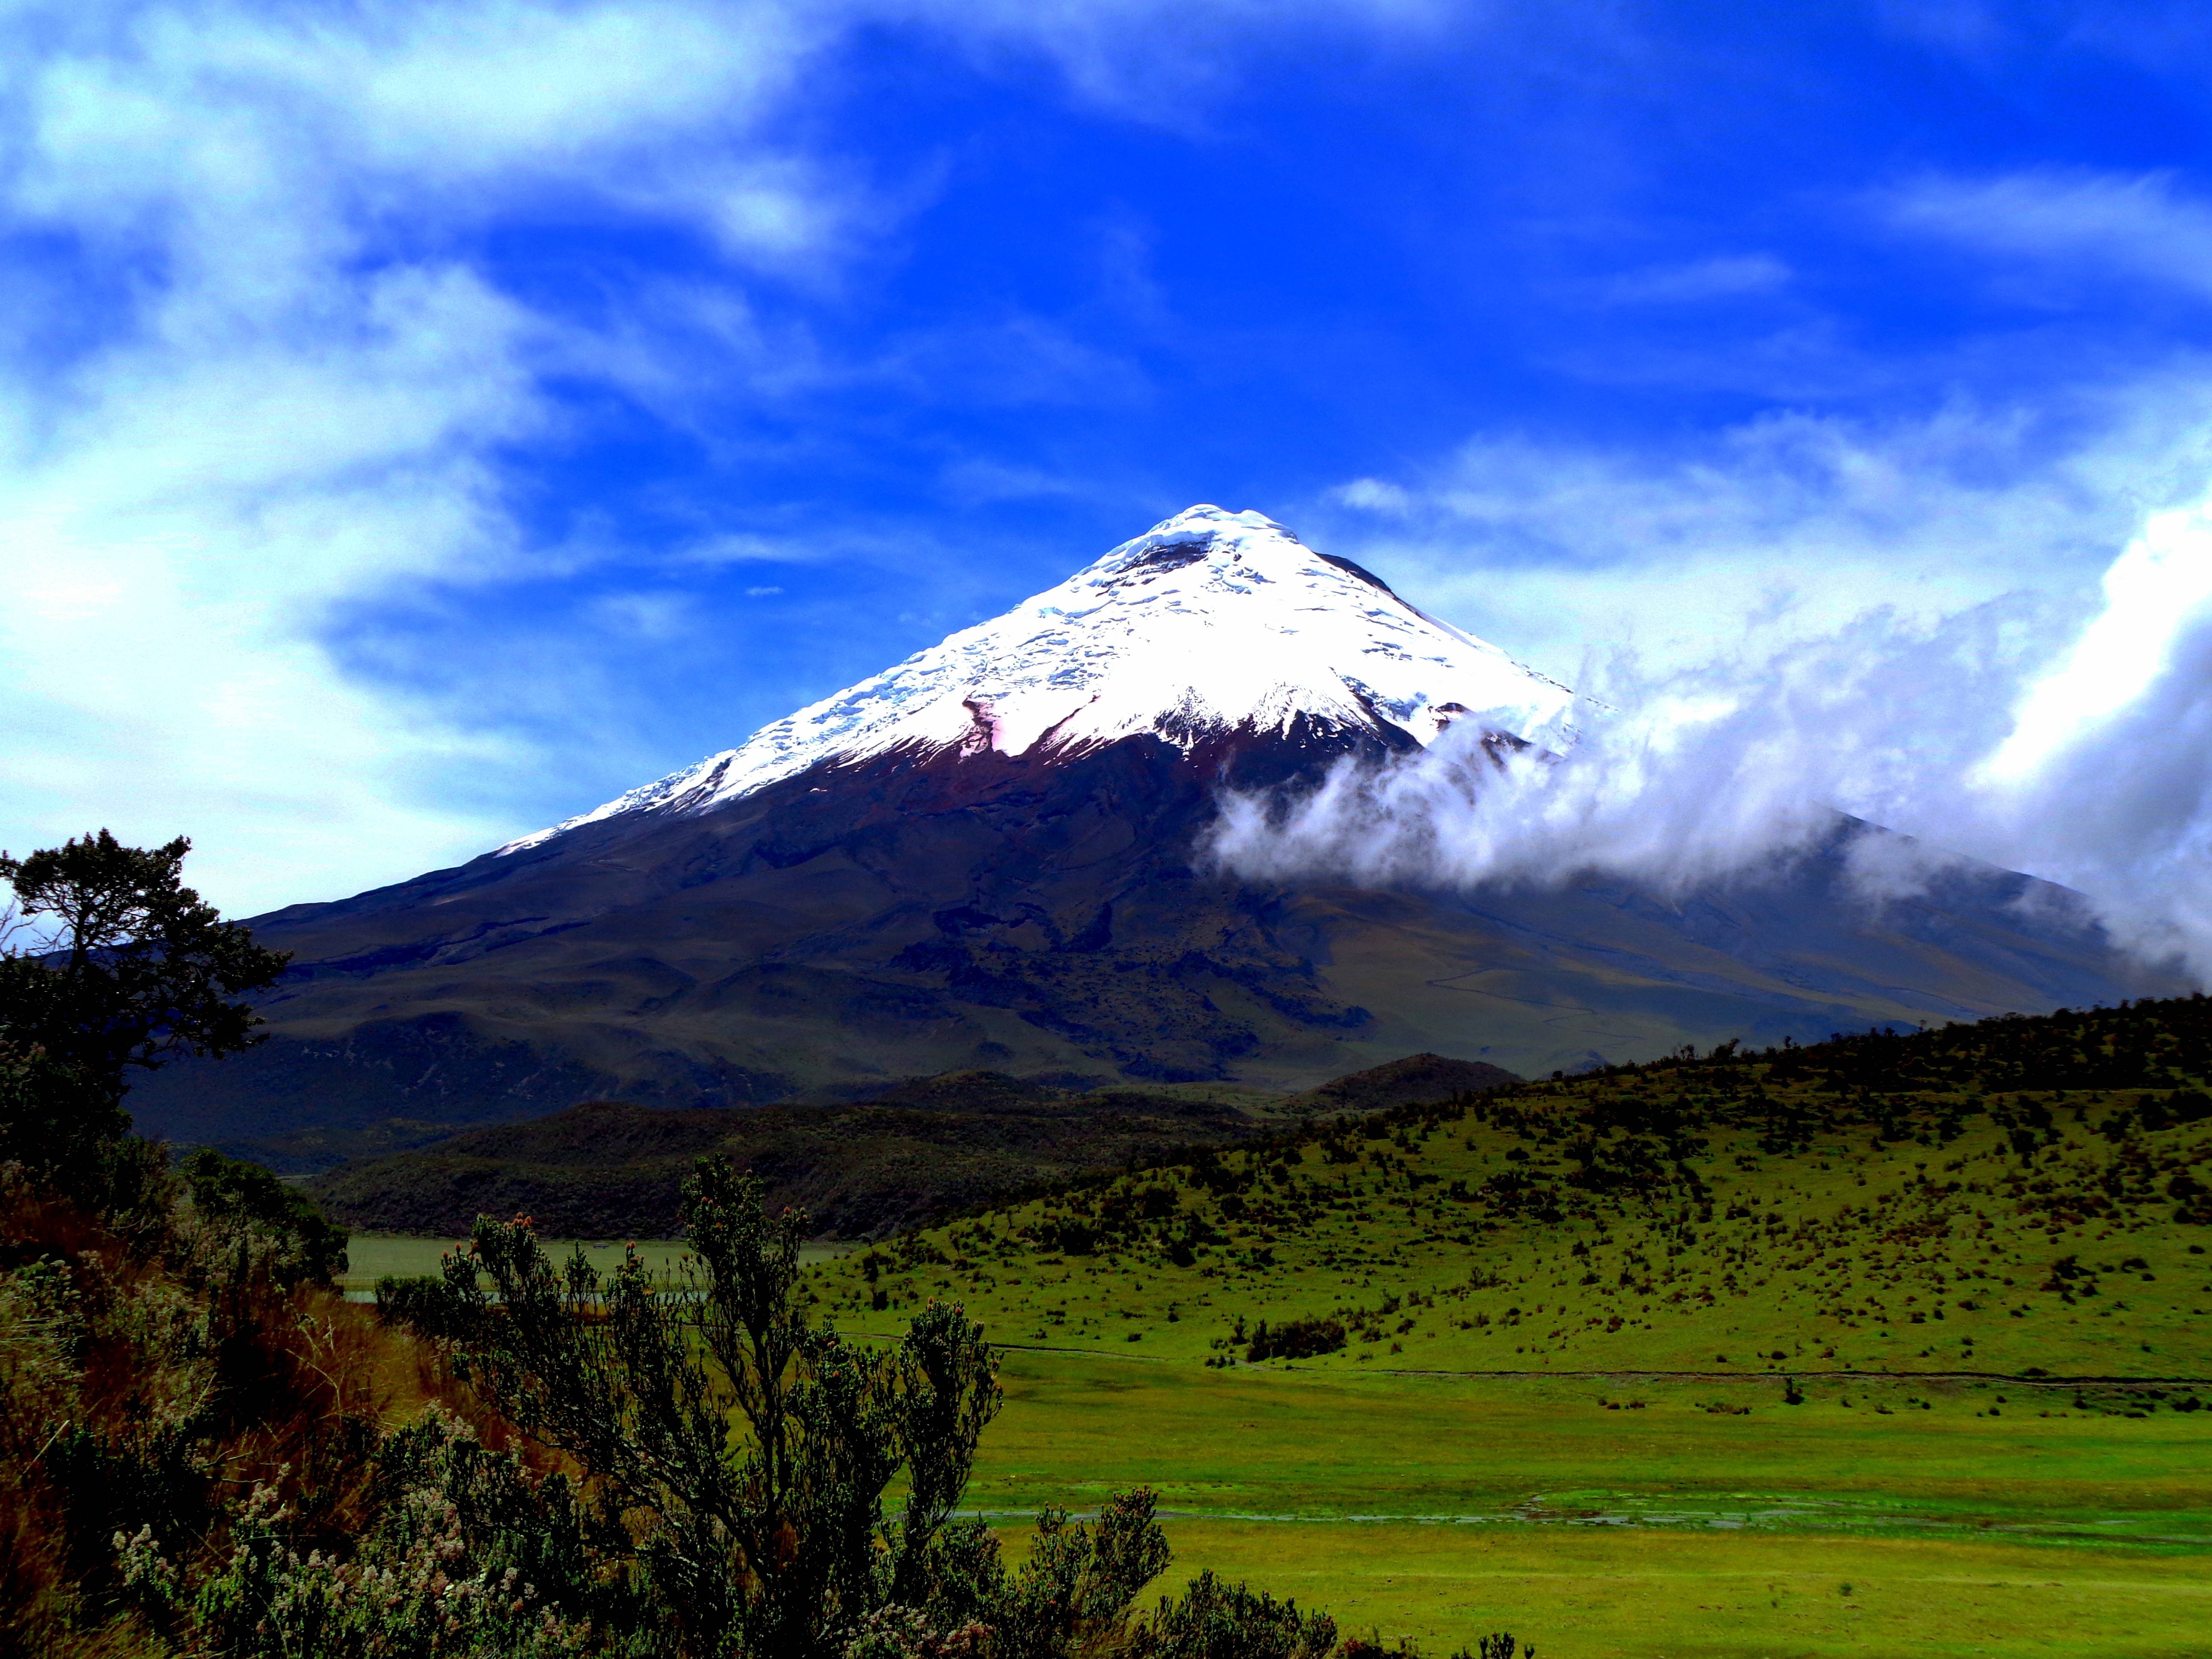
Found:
185,1147 -> 349,1286
1127,1570 -> 1337,1659
0,1153 -> 392,1656
121,1408 -> 610,1659
1245,1316 -> 1345,1362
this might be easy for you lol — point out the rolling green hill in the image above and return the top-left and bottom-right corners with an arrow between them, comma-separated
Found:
811,996 -> 2212,1384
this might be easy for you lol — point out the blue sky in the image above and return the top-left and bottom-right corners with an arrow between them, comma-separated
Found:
9,1 -> 2212,924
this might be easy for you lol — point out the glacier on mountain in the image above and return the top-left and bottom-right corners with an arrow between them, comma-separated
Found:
498,505 -> 1578,854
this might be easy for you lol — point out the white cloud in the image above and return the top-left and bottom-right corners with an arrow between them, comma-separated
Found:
1318,386 -> 2212,684
0,0 -> 854,913
0,257 -> 545,908
1981,496 -> 2212,784
0,0 -> 1435,915
880,0 -> 1460,109
1884,168 -> 2212,301
1234,403 -> 2212,978
1209,602 -> 2030,904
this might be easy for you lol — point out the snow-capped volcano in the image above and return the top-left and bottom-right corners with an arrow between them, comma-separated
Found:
502,505 -> 1576,853
137,507 -> 2169,1150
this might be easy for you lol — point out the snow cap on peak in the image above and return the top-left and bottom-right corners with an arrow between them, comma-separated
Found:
1088,505 -> 1387,596
497,505 -> 1575,854
1109,503 -> 1302,556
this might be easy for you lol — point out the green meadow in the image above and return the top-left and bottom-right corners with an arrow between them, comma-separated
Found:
797,1015 -> 2212,1655
957,1349 -> 2212,1656
359,1007 -> 2212,1653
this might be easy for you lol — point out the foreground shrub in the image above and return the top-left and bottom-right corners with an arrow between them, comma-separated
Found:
0,1152 -> 402,1657
183,1147 -> 349,1287
118,1407 -> 616,1659
391,1158 -> 1005,1657
1127,1570 -> 1337,1659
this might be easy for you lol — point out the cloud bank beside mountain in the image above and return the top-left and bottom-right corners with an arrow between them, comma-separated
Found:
1213,489 -> 2212,980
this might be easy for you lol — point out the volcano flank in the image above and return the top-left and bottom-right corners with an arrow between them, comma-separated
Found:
131,507 -> 2176,1170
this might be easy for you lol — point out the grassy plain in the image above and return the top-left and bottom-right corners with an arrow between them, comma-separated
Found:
800,1012 -> 2212,1654
957,1348 -> 2212,1656
1142,1522 -> 2212,1659
356,1008 -> 2212,1653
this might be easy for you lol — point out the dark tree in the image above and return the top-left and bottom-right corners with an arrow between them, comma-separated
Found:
409,1158 -> 1020,1659
0,830 -> 288,1180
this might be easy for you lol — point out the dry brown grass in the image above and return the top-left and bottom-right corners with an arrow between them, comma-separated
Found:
0,1161 -> 520,1655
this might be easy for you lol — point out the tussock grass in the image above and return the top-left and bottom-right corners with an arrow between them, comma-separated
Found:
0,1167 -> 505,1657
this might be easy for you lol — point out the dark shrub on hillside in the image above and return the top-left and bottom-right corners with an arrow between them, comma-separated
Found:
1245,1316 -> 1345,1362
1051,1218 -> 1097,1255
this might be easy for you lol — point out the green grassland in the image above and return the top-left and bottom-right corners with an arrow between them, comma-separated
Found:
811,1011 -> 2212,1380
969,1352 -> 2212,1540
952,1351 -> 2212,1656
799,1002 -> 2212,1655
1132,1521 -> 2212,1659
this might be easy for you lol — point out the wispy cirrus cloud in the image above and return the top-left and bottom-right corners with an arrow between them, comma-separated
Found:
1319,383 -> 2212,681
1882,168 -> 2212,301
1600,253 -> 1792,305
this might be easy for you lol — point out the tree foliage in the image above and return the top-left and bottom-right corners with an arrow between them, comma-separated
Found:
0,830 -> 289,1183
397,1157 -> 1180,1659
184,1146 -> 350,1286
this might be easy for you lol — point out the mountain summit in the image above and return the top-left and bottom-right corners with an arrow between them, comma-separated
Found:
503,506 -> 1575,855
131,508 -> 2175,1171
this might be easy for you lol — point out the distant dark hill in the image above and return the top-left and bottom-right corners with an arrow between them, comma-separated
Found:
307,1053 -> 1528,1240
1289,1052 -> 1521,1114
309,1072 -> 1258,1240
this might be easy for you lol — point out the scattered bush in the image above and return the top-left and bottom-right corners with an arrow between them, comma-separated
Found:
1244,1316 -> 1346,1362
